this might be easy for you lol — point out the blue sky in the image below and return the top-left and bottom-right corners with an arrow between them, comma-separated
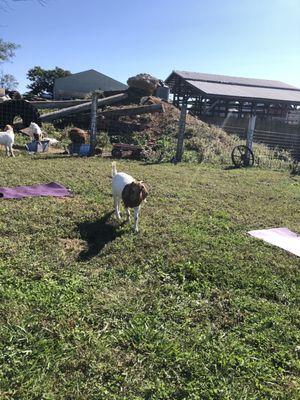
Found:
1,0 -> 299,93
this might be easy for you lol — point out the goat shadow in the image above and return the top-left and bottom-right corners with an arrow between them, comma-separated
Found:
77,211 -> 125,261
223,165 -> 239,170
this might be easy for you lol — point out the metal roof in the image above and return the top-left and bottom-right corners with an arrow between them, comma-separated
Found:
165,71 -> 300,103
173,70 -> 299,90
186,80 -> 300,103
54,69 -> 128,92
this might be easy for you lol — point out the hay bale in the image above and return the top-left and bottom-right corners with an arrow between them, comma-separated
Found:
127,73 -> 160,97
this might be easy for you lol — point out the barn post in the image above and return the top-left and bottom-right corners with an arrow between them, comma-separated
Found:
245,114 -> 256,165
90,91 -> 98,155
175,96 -> 188,162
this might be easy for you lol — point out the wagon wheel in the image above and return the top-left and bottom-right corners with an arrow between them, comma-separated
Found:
111,148 -> 122,159
231,145 -> 254,168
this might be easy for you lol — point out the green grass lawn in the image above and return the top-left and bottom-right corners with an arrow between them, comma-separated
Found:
0,154 -> 299,399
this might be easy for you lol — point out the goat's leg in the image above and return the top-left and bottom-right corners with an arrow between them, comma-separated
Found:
125,208 -> 131,222
114,196 -> 122,221
5,146 -> 9,156
113,196 -> 119,219
133,206 -> 140,233
10,146 -> 15,157
117,199 -> 122,220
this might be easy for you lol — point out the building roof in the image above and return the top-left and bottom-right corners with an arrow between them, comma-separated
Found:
186,80 -> 300,103
172,70 -> 299,90
54,69 -> 128,92
166,70 -> 300,103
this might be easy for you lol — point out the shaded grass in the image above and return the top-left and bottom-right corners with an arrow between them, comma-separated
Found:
77,211 -> 125,261
0,155 -> 299,399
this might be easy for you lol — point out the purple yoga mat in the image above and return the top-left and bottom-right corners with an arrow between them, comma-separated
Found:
0,182 -> 72,199
248,227 -> 300,257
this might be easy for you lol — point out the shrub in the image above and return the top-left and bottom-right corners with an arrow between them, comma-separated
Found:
289,161 -> 300,175
41,123 -> 61,139
96,131 -> 110,149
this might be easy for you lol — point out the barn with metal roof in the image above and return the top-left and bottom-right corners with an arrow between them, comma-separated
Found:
165,71 -> 300,159
165,70 -> 300,118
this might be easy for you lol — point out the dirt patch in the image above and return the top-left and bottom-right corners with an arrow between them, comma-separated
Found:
59,238 -> 86,252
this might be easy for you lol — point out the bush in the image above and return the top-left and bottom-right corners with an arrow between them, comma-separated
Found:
289,161 -> 300,175
96,131 -> 110,149
41,123 -> 62,140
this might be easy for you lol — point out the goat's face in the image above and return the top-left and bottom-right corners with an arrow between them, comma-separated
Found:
122,181 -> 149,208
131,181 -> 148,203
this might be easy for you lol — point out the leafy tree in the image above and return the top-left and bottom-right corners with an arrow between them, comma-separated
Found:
26,66 -> 71,96
0,72 -> 18,89
0,38 -> 19,91
0,38 -> 20,63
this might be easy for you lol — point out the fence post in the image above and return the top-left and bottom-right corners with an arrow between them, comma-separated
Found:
90,92 -> 98,155
245,114 -> 256,165
175,97 -> 188,162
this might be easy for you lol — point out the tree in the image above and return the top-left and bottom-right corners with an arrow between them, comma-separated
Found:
0,72 -> 18,90
0,38 -> 19,63
26,66 -> 71,96
0,38 -> 19,91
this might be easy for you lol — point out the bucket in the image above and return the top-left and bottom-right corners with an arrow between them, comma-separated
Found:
69,143 -> 91,156
26,140 -> 50,153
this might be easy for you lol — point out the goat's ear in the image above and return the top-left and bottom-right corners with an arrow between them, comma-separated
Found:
140,184 -> 149,201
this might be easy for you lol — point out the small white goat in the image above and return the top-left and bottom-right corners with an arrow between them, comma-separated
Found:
27,122 -> 43,141
111,161 -> 148,232
0,125 -> 15,157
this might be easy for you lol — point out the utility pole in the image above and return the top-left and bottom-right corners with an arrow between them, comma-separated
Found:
175,97 -> 188,162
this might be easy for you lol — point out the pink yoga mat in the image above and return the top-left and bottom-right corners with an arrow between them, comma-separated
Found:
0,182 -> 72,199
248,228 -> 300,257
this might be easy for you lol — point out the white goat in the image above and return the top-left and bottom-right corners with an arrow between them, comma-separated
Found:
0,125 -> 15,157
111,162 -> 148,232
27,122 -> 43,141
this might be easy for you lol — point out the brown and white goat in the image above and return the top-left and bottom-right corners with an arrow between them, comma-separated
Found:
111,162 -> 148,232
